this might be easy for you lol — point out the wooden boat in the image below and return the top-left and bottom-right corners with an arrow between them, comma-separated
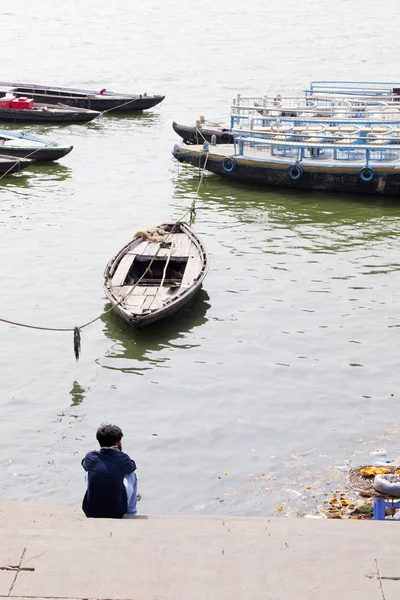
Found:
104,222 -> 209,328
0,129 -> 72,161
0,82 -> 165,112
172,130 -> 400,197
0,102 -> 100,124
0,155 -> 32,175
173,121 -> 234,145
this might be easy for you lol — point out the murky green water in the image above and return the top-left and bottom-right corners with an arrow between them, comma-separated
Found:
1,0 -> 400,516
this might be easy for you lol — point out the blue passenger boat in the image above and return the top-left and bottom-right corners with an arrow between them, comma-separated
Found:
172,130 -> 400,197
173,94 -> 400,145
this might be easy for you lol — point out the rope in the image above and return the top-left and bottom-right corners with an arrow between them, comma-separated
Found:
146,241 -> 174,312
0,220 -> 188,359
81,95 -> 164,127
0,143 -> 52,182
0,136 -> 208,358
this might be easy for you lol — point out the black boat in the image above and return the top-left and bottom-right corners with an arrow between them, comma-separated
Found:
0,82 -> 165,113
0,155 -> 31,175
0,129 -> 72,161
172,121 -> 234,145
0,102 -> 100,124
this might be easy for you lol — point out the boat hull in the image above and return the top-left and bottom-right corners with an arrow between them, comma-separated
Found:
0,104 -> 99,124
104,222 -> 209,328
173,145 -> 400,197
0,146 -> 72,161
172,121 -> 234,145
0,155 -> 31,174
105,281 -> 204,328
20,94 -> 165,112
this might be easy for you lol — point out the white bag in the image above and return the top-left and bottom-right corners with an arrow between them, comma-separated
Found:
373,474 -> 400,497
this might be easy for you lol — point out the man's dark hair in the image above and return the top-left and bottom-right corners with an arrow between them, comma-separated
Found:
96,423 -> 123,447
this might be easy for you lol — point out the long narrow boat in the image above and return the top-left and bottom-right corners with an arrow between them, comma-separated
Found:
0,155 -> 31,175
0,130 -> 72,161
0,82 -> 165,112
172,131 -> 400,197
0,102 -> 100,124
104,222 -> 209,328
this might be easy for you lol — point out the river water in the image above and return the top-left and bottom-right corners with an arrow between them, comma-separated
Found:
1,0 -> 400,516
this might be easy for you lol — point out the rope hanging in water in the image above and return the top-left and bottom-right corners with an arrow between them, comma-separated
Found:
74,327 -> 81,361
0,148 -> 209,360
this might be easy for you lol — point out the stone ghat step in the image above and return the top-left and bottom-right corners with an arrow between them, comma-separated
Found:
0,501 -> 399,599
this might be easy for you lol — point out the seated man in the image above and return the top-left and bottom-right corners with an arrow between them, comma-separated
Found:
82,423 -> 138,519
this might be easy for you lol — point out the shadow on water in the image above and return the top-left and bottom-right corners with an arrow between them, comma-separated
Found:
98,289 -> 211,374
172,165 -> 400,227
103,111 -> 162,126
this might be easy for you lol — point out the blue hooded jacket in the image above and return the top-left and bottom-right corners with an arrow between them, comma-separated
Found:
82,447 -> 136,518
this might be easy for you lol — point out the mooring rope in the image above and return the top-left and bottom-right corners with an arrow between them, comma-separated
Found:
0,140 -> 209,359
0,241 -> 167,360
82,95 -> 164,126
0,144 -> 55,182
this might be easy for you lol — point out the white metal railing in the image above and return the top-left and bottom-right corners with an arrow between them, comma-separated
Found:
230,106 -> 400,129
230,129 -> 400,163
307,81 -> 400,97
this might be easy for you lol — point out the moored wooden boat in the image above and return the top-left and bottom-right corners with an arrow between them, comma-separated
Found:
104,222 -> 209,328
0,155 -> 32,175
172,131 -> 400,197
0,102 -> 100,124
0,129 -> 72,161
0,82 -> 165,112
172,121 -> 234,145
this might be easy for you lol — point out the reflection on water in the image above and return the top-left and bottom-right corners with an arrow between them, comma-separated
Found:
174,166 -> 400,223
172,168 -> 400,257
0,162 -> 72,191
103,111 -> 162,126
99,289 -> 210,374
69,381 -> 86,407
87,111 -> 162,137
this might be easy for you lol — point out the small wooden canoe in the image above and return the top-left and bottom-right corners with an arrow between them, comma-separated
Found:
104,222 -> 209,328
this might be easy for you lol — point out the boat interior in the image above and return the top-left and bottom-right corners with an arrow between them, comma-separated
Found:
124,256 -> 188,287
107,230 -> 205,314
